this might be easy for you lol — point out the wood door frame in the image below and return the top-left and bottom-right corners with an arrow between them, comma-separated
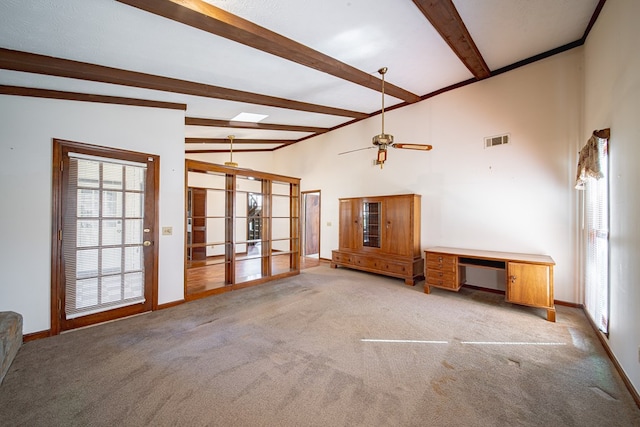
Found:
302,190 -> 321,257
50,139 -> 159,335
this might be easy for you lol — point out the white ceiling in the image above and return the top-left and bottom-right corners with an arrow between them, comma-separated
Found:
0,0 -> 601,152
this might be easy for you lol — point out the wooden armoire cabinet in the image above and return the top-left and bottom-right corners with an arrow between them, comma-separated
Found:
331,194 -> 424,285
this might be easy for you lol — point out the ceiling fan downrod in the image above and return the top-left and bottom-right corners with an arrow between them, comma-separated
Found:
225,135 -> 238,167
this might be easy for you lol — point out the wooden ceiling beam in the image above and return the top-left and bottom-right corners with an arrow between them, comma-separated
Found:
185,138 -> 294,145
186,148 -> 276,153
116,0 -> 421,103
185,117 -> 328,134
0,85 -> 186,110
0,48 -> 367,119
412,0 -> 491,79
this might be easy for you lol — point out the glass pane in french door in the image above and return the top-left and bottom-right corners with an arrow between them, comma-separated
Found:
63,154 -> 147,319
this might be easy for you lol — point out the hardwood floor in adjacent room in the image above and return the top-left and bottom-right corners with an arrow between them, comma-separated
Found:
186,255 -> 325,297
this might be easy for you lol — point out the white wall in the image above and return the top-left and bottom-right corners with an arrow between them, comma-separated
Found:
0,96 -> 185,334
273,48 -> 583,303
583,0 -> 640,395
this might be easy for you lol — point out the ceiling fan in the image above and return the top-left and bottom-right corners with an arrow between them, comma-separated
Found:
339,67 -> 433,168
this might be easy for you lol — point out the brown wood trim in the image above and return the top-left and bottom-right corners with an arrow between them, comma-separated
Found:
412,0 -> 490,79
23,330 -> 52,342
0,85 -> 186,110
582,0 -> 608,42
186,160 -> 300,188
185,117 -> 329,134
491,40 -> 583,77
0,48 -> 367,119
157,300 -> 185,310
150,155 -> 161,311
185,286 -> 232,302
116,0 -> 420,104
185,138 -> 294,145
51,140 -> 64,336
583,307 -> 640,409
554,300 -> 583,308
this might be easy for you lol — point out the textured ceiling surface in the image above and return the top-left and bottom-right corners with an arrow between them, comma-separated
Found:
0,0 -> 601,152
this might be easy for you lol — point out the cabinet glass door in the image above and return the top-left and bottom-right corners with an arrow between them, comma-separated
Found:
362,201 -> 381,248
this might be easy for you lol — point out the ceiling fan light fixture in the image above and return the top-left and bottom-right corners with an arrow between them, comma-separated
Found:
376,149 -> 387,165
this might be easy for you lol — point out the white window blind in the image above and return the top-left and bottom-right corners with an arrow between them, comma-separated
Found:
63,154 -> 147,319
583,137 -> 609,333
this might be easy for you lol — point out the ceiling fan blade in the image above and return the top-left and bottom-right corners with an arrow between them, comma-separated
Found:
338,146 -> 376,155
392,143 -> 433,151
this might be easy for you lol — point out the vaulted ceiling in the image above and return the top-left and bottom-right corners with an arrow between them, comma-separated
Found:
0,0 -> 605,154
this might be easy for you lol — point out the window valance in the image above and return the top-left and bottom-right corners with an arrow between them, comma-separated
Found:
575,128 -> 610,190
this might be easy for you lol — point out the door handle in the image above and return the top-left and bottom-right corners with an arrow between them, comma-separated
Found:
143,241 -> 153,247
510,275 -> 517,283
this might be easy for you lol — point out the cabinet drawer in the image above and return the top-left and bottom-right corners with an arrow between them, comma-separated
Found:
332,252 -> 353,264
350,256 -> 408,275
380,261 -> 409,275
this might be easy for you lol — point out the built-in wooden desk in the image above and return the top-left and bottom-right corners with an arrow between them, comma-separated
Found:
424,247 -> 556,322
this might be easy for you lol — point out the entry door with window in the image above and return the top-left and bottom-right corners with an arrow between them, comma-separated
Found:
52,139 -> 158,333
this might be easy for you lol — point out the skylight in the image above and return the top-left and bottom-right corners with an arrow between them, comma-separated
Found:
231,112 -> 268,123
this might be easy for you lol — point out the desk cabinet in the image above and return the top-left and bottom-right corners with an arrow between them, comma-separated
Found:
425,247 -> 555,321
425,252 -> 464,291
507,262 -> 553,314
332,194 -> 424,285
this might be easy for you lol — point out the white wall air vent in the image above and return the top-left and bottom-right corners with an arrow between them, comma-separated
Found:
484,133 -> 510,148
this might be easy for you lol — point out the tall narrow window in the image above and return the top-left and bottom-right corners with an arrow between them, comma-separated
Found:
581,134 -> 609,333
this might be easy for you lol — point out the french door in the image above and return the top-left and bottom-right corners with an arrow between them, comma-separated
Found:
51,139 -> 158,333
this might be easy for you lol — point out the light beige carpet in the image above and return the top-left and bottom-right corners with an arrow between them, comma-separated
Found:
1,265 -> 639,426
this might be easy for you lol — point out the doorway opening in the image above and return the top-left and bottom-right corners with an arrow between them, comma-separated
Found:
301,190 -> 320,269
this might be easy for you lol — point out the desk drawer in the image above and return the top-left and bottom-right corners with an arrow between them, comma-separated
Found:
426,269 -> 456,283
427,252 -> 457,268
426,253 -> 456,272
